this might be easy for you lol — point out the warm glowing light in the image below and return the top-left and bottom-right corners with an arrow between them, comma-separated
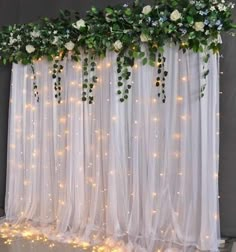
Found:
177,96 -> 183,101
214,172 -> 218,178
181,76 -> 187,81
57,151 -> 64,156
59,183 -> 64,189
181,115 -> 187,121
152,98 -> 157,103
153,117 -> 158,122
153,153 -> 158,158
173,133 -> 181,139
59,117 -> 66,124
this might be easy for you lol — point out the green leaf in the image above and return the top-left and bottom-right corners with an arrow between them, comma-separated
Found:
139,52 -> 145,58
105,8 -> 113,14
149,60 -> 155,67
91,7 -> 98,14
125,8 -> 132,16
187,16 -> 194,24
142,57 -> 147,65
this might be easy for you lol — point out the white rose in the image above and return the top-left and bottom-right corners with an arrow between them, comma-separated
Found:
194,21 -> 204,32
72,19 -> 86,30
113,40 -> 123,51
140,33 -> 151,42
170,9 -> 182,21
105,13 -> 112,23
25,45 -> 35,54
65,41 -> 75,51
30,31 -> 40,38
52,36 -> 59,45
142,5 -> 152,15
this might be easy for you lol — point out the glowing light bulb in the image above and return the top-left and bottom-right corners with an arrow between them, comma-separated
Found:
177,96 -> 183,101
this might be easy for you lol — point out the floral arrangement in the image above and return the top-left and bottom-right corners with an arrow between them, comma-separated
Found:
0,0 -> 235,103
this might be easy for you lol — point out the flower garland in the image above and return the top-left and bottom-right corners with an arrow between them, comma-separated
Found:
0,0 -> 235,103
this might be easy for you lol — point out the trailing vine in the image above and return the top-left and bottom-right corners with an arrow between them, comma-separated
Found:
200,52 -> 210,98
82,53 -> 98,104
156,53 -> 168,103
30,64 -> 39,102
52,59 -> 63,104
116,54 -> 133,102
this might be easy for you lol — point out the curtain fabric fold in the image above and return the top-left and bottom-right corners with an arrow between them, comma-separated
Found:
5,46 -> 220,251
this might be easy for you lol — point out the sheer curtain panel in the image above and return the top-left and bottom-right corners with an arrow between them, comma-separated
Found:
4,46 -> 220,252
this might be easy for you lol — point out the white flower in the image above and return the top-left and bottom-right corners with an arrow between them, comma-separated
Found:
218,3 -> 227,11
228,2 -> 235,9
210,6 -> 216,11
72,19 -> 86,30
140,33 -> 151,42
170,9 -> 182,21
65,41 -> 75,51
30,30 -> 40,38
52,36 -> 59,45
25,45 -> 35,54
142,5 -> 152,15
105,13 -> 112,23
9,37 -> 17,45
194,21 -> 204,32
113,40 -> 123,51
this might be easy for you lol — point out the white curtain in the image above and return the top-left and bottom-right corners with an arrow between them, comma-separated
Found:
4,46 -> 220,251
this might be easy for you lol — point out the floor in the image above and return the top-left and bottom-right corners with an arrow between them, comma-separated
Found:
0,237 -> 235,252
0,237 -> 90,252
0,209 -> 235,252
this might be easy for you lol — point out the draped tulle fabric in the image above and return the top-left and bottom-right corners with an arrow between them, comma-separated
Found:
4,46 -> 220,251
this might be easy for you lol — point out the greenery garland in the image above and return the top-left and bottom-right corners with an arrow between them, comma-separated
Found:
0,0 -> 235,103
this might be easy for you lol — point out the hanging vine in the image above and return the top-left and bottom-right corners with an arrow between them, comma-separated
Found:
52,59 -> 63,104
82,52 -> 98,104
30,64 -> 39,102
116,54 -> 133,102
156,53 -> 168,103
